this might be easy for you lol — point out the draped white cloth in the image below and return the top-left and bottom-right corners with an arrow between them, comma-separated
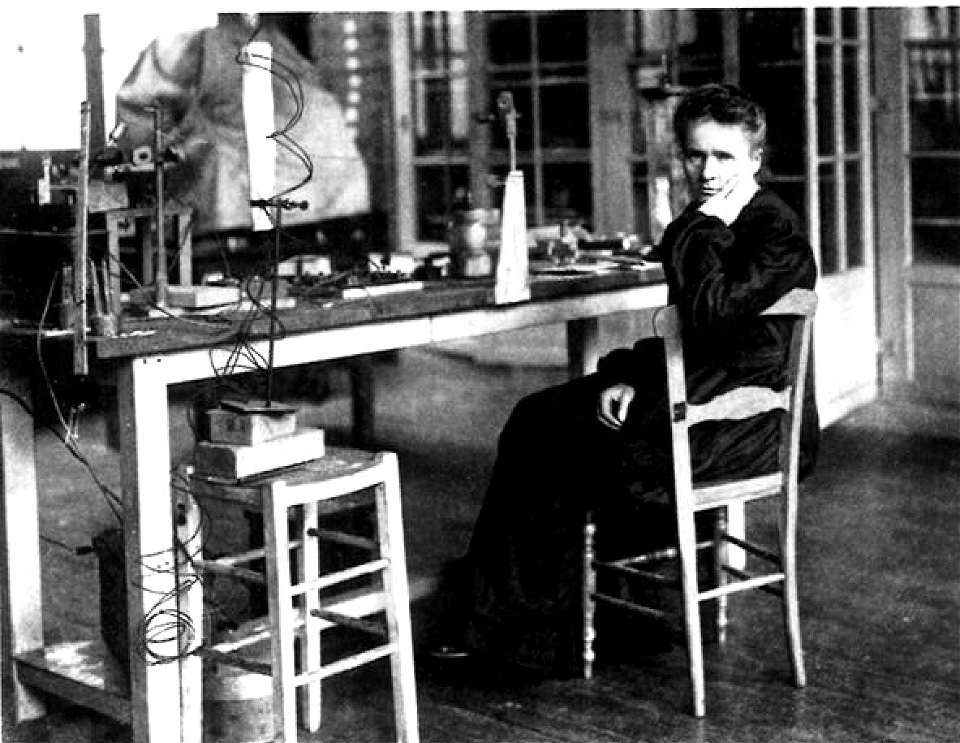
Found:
115,18 -> 369,235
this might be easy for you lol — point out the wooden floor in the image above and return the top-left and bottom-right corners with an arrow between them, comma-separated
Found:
5,348 -> 959,743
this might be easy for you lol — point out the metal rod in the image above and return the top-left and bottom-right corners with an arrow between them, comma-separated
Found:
265,203 -> 281,406
153,106 -> 167,308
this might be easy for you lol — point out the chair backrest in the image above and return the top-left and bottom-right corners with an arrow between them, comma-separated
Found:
652,288 -> 817,497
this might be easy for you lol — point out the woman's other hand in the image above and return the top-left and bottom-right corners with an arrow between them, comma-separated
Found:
598,383 -> 635,431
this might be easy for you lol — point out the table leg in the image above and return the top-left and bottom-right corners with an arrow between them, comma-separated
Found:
116,358 -> 189,743
350,357 -> 376,446
0,359 -> 46,727
566,317 -> 601,378
175,482 -> 203,743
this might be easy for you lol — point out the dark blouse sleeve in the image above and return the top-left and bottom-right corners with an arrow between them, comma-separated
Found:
596,190 -> 817,385
663,192 -> 817,331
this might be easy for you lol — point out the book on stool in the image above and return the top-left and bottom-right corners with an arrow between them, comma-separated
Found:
193,399 -> 325,481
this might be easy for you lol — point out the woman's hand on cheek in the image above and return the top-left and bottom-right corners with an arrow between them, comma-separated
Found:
699,175 -> 759,226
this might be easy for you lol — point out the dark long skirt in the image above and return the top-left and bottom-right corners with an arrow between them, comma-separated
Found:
457,373 -> 658,676
449,352 -> 790,676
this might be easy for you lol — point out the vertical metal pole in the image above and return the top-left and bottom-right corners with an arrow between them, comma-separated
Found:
73,102 -> 91,375
82,14 -> 105,151
265,204 -> 281,406
153,108 -> 167,308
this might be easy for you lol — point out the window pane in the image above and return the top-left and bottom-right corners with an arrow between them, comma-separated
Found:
413,76 -> 469,155
747,68 -> 806,176
816,43 -> 835,156
676,9 -> 723,86
913,225 -> 960,265
537,10 -> 587,65
539,83 -> 590,149
815,8 -> 833,37
770,180 -> 807,228
741,8 -> 804,64
845,160 -> 864,268
911,157 -> 960,219
819,164 -> 839,275
908,43 -> 960,151
411,12 -> 447,70
841,8 -> 859,40
632,161 -> 653,245
416,166 -> 470,241
842,46 -> 861,154
542,163 -> 592,228
487,12 -> 531,66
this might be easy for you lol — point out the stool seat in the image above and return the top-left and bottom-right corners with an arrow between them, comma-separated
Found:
190,446 -> 384,508
177,446 -> 419,743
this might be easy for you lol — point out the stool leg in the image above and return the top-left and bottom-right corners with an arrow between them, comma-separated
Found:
375,454 -> 420,743
299,500 -> 322,732
175,488 -> 204,743
582,516 -> 597,679
265,485 -> 298,743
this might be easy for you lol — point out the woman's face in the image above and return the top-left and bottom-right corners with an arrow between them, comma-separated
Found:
681,119 -> 762,203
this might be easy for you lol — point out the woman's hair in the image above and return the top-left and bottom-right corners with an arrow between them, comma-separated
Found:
673,84 -> 767,156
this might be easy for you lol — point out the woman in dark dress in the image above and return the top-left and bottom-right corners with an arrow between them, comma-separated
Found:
435,84 -> 819,677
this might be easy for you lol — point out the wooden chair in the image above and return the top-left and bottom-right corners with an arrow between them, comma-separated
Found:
180,447 -> 419,742
582,288 -> 817,717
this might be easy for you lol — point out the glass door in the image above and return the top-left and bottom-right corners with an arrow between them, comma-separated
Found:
903,7 -> 960,402
740,7 -> 877,423
804,7 -> 878,420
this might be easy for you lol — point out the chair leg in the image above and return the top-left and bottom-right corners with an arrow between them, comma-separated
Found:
375,455 -> 420,743
265,489 -> 298,743
712,507 -> 729,645
299,500 -> 322,732
677,508 -> 706,717
780,492 -> 806,688
582,516 -> 597,680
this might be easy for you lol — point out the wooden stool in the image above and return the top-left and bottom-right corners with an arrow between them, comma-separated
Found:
178,447 -> 419,743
